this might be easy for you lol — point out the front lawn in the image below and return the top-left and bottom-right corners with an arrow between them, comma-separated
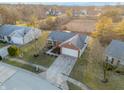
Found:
70,39 -> 124,90
19,31 -> 56,67
21,53 -> 56,67
3,60 -> 42,73
67,81 -> 82,90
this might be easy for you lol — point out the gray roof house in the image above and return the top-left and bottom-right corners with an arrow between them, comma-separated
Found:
59,34 -> 88,57
59,34 -> 87,50
48,31 -> 76,42
0,62 -> 59,90
47,31 -> 89,57
0,24 -> 41,45
105,40 -> 124,65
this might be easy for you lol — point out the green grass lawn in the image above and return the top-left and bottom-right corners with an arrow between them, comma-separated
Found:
70,48 -> 124,90
3,60 -> 42,74
21,53 -> 56,67
19,31 -> 56,68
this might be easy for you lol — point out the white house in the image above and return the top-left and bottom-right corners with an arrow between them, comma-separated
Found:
72,10 -> 88,17
48,31 -> 89,58
59,34 -> 89,57
46,9 -> 62,16
0,45 -> 10,58
80,10 -> 88,15
0,25 -> 41,45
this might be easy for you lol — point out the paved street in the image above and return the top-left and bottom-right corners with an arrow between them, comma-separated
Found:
0,62 -> 59,90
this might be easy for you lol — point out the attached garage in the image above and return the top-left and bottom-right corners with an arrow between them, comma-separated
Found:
58,34 -> 89,58
61,47 -> 78,57
60,42 -> 80,57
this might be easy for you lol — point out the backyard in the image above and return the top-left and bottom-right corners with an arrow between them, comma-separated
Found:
19,31 -> 56,68
70,41 -> 124,90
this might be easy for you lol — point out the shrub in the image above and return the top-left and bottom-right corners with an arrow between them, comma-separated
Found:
115,66 -> 124,75
0,56 -> 2,61
8,45 -> 20,56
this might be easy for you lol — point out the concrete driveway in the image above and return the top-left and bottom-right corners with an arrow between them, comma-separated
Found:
44,55 -> 77,89
47,55 -> 77,76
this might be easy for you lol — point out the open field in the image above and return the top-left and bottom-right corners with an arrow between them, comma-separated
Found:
70,48 -> 124,90
19,31 -> 56,68
62,19 -> 96,33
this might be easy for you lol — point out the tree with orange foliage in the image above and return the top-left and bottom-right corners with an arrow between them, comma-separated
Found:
115,19 -> 124,36
92,16 -> 113,45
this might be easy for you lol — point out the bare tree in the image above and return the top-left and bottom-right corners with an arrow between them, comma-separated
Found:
88,38 -> 110,82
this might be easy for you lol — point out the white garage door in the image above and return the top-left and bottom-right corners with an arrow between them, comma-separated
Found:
61,47 -> 78,57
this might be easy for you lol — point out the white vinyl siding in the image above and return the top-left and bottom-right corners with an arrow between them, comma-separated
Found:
23,29 -> 41,44
0,45 -> 10,58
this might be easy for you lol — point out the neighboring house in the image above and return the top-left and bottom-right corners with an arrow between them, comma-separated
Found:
47,31 -> 89,58
72,10 -> 87,17
72,11 -> 79,17
87,10 -> 101,16
46,9 -> 62,16
0,25 -> 41,45
80,10 -> 88,15
105,40 -> 124,66
0,45 -> 10,58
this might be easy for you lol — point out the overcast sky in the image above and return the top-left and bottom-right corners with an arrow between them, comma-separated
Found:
0,2 -> 124,6
41,2 -> 123,6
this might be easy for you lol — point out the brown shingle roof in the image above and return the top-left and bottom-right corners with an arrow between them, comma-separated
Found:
60,42 -> 80,51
